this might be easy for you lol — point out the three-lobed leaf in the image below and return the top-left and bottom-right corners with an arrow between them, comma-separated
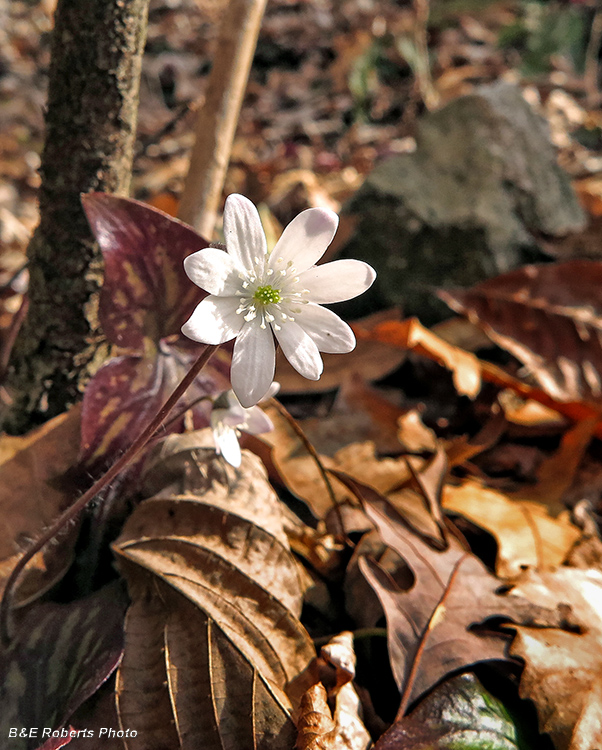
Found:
82,193 -> 207,349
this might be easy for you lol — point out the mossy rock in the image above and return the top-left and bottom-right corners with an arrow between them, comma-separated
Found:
338,83 -> 585,324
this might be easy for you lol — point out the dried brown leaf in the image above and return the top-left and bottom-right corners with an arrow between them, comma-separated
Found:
440,260 -> 602,403
443,480 -> 581,578
115,592 -> 180,750
510,568 -> 602,750
512,417 -> 597,514
356,317 -> 482,398
113,432 -> 315,748
295,680 -> 370,750
0,405 -> 81,602
359,317 -> 602,433
296,684 -> 337,750
333,472 -> 563,713
275,310 -> 406,395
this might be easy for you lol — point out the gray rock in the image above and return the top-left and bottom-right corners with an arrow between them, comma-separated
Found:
338,83 -> 586,324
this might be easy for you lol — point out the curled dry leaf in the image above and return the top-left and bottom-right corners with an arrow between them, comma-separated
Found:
112,430 -> 315,749
510,568 -> 602,750
358,317 -> 602,434
439,260 -> 602,403
355,317 -> 482,398
317,631 -> 371,750
295,678 -> 370,750
333,472 -> 564,713
0,405 -> 81,602
296,684 -> 337,750
443,479 -> 581,578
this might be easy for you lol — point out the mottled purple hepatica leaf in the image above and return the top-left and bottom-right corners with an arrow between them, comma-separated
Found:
0,582 -> 128,750
80,342 -> 231,469
82,193 -> 209,350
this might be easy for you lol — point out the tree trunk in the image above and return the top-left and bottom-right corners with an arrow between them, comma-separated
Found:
4,0 -> 150,433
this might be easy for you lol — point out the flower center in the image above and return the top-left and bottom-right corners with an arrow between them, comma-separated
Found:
253,285 -> 281,305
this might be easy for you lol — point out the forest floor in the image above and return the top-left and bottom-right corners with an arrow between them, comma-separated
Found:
2,1 -> 602,749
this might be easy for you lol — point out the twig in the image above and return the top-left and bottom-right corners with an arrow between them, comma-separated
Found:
0,344 -> 218,646
136,100 -> 196,158
177,0 -> 268,237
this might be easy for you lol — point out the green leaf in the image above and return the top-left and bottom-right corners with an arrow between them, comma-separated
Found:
374,673 -> 532,750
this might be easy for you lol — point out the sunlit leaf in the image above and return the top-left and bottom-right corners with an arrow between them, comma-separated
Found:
82,193 -> 208,349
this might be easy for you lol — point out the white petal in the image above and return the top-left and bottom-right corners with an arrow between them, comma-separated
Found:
270,208 -> 339,273
231,323 -> 276,407
242,406 -> 274,435
223,194 -> 267,272
181,296 -> 243,344
298,260 -> 376,303
261,381 -> 281,401
275,321 -> 323,381
212,421 -> 242,467
295,303 -> 356,354
184,248 -> 242,296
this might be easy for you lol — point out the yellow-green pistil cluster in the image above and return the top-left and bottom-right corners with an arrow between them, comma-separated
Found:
253,285 -> 282,305
234,257 -> 309,330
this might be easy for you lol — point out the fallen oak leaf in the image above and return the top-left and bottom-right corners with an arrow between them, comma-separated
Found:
332,472 -> 564,714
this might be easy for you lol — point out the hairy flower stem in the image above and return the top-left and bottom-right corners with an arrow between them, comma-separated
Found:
268,397 -> 341,519
0,344 -> 218,646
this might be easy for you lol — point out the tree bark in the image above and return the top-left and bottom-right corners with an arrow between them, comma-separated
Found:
4,0 -> 150,433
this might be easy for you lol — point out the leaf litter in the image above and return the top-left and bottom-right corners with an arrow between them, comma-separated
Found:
6,2 -> 602,748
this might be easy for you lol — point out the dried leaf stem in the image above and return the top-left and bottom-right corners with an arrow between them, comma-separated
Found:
268,398 -> 340,513
177,0 -> 268,237
0,344 -> 218,646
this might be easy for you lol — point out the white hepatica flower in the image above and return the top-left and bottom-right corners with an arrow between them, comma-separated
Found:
211,383 -> 279,467
182,194 -> 376,407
